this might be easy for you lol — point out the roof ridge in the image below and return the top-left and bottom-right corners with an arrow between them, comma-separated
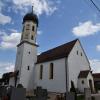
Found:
37,39 -> 79,64
39,39 -> 78,56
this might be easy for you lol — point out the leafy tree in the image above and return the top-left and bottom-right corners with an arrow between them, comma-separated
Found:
17,84 -> 24,88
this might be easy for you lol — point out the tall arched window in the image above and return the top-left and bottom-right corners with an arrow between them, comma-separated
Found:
31,35 -> 34,40
49,63 -> 54,79
32,26 -> 34,31
27,66 -> 30,70
40,65 -> 43,79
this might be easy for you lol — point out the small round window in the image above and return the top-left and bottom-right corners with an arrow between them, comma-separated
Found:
82,80 -> 84,84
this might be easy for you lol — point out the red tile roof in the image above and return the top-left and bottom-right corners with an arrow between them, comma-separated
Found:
37,39 -> 78,64
78,70 -> 90,78
93,73 -> 100,78
9,71 -> 19,78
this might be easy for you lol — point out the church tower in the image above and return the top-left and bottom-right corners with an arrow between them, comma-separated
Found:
15,8 -> 38,91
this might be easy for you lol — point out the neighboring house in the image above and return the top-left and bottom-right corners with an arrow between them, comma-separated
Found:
93,73 -> 100,83
93,73 -> 100,91
1,9 -> 95,94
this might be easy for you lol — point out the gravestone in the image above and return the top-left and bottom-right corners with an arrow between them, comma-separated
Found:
34,87 -> 48,100
10,88 -> 26,100
65,92 -> 75,100
84,88 -> 91,100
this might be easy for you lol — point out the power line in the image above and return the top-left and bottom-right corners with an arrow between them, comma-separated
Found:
89,0 -> 100,13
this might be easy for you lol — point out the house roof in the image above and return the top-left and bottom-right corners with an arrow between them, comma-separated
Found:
9,71 -> 19,78
78,70 -> 90,78
93,73 -> 100,78
36,39 -> 78,64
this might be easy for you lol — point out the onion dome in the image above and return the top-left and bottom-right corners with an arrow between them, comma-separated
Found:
23,12 -> 38,27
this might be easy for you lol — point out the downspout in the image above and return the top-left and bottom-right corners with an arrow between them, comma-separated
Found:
65,57 -> 69,93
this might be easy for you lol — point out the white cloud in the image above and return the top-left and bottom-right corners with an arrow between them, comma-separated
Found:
11,0 -> 57,16
0,13 -> 12,25
72,21 -> 100,37
90,59 -> 100,73
0,30 -> 6,36
0,1 -> 12,25
9,29 -> 18,33
37,30 -> 42,35
0,32 -> 21,49
5,65 -> 14,72
0,62 -> 14,78
96,45 -> 100,52
0,29 -> 42,50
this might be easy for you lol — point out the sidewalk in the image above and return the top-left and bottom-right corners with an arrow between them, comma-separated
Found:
91,93 -> 100,100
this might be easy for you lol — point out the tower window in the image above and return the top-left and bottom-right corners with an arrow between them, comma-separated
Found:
32,26 -> 34,31
27,66 -> 30,70
81,52 -> 82,56
31,35 -> 34,40
77,51 -> 78,55
40,65 -> 43,79
49,63 -> 54,79
26,28 -> 30,30
27,24 -> 30,26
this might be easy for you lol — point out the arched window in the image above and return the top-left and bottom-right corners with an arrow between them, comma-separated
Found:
49,63 -> 54,79
27,66 -> 30,70
81,52 -> 82,56
77,50 -> 78,55
40,65 -> 43,79
31,35 -> 34,40
32,26 -> 34,31
82,80 -> 84,84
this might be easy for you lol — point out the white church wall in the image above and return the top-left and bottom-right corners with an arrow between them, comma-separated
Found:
68,40 -> 90,91
78,72 -> 95,93
19,43 -> 37,91
9,77 -> 15,87
35,58 -> 66,93
15,44 -> 24,72
14,12 -> 38,91
78,78 -> 88,93
87,72 -> 95,91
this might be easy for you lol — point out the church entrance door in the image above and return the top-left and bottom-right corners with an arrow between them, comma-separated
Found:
89,79 -> 93,93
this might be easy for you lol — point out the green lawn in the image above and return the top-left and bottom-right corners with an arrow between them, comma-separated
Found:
77,95 -> 84,100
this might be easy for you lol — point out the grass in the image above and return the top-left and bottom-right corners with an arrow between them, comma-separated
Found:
77,95 -> 84,100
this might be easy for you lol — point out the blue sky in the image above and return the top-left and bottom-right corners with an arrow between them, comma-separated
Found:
0,0 -> 100,77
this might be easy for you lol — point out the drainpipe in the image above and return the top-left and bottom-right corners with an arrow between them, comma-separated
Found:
65,57 -> 69,94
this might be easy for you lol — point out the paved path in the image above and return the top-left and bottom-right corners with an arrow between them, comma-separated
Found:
91,93 -> 100,100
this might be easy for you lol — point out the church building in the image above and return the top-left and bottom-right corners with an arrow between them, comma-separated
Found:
8,10 -> 95,94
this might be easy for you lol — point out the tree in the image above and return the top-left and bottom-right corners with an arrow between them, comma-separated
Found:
17,84 -> 24,88
2,72 -> 10,85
